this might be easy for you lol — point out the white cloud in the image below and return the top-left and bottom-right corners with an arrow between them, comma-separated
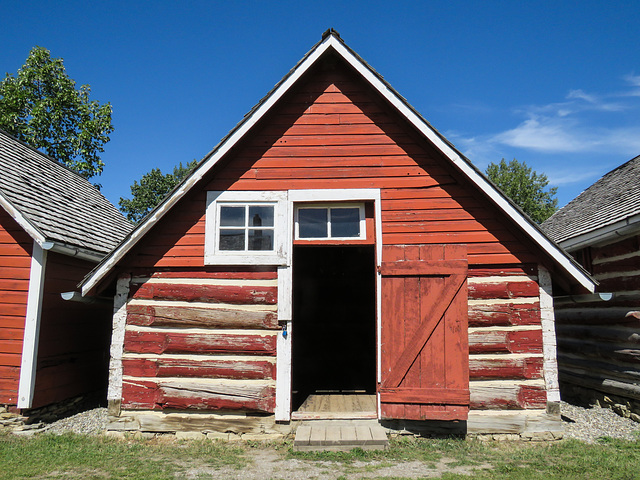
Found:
492,117 -> 591,153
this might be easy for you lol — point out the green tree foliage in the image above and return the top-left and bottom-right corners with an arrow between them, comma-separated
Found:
0,46 -> 113,180
119,160 -> 198,223
486,158 -> 558,223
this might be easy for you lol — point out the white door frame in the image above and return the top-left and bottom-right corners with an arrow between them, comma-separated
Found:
274,189 -> 382,421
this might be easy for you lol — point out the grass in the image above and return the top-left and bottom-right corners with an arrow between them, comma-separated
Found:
1,430 -> 639,479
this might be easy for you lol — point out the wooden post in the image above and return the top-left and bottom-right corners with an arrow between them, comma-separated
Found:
539,265 -> 560,412
108,273 -> 131,416
275,265 -> 292,421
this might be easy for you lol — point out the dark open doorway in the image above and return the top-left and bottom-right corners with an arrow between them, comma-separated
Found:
291,245 -> 377,412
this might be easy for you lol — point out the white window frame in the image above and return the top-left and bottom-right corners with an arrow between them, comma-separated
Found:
295,203 -> 366,241
205,191 -> 289,265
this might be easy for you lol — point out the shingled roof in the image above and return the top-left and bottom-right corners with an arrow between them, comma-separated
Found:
0,129 -> 132,258
542,155 -> 640,249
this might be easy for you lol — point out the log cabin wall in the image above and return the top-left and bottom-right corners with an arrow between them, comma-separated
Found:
555,234 -> 640,414
0,209 -> 32,405
30,252 -> 112,409
111,56 -> 550,423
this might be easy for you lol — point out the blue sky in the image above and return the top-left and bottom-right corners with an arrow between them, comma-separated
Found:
2,1 -> 639,208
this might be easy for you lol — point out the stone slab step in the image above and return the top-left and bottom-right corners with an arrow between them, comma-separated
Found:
293,420 -> 388,452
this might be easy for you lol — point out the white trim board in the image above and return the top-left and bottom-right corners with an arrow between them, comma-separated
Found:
80,32 -> 595,296
17,242 -> 47,409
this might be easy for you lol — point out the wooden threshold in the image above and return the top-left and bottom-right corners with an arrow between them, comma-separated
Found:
291,393 -> 377,420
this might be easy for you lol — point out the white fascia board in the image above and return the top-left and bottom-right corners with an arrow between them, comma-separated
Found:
327,37 -> 595,293
559,213 -> 640,252
17,242 -> 47,409
0,191 -> 46,247
81,37 -> 337,297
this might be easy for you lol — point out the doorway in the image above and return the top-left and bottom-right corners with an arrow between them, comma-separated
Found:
291,245 -> 377,415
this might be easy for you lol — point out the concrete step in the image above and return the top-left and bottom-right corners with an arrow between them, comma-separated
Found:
293,420 -> 388,452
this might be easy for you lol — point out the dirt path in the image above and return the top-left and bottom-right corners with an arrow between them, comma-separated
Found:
179,448 -> 492,479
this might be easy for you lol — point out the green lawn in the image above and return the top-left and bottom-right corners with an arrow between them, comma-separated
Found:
1,431 -> 639,479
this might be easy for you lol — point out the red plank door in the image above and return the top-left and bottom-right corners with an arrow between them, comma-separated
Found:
379,244 -> 469,421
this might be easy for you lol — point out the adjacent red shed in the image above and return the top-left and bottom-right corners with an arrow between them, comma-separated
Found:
0,129 -> 132,411
83,31 -> 595,438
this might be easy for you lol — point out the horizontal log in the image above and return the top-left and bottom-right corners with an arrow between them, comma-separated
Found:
558,356 -> 640,385
468,301 -> 540,327
110,411 -> 281,434
127,304 -> 278,330
590,236 -> 639,263
468,280 -> 539,300
122,356 -> 275,380
121,378 -> 275,413
468,328 -> 543,354
469,355 -> 543,380
558,338 -> 640,364
148,269 -> 277,280
130,282 -> 277,305
468,265 -> 537,277
467,410 -> 562,434
124,329 -> 277,355
559,371 -> 640,402
555,324 -> 640,345
469,381 -> 547,409
554,306 -> 639,324
596,275 -> 640,292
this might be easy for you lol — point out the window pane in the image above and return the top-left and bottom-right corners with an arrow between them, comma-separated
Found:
220,206 -> 245,226
219,229 -> 245,250
298,208 -> 328,238
249,229 -> 274,251
249,206 -> 274,227
330,208 -> 361,237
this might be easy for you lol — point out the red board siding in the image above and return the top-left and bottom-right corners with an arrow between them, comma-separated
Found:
31,252 -> 112,409
0,210 -> 31,405
121,62 -> 539,271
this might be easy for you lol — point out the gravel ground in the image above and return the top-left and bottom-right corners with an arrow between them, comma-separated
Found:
33,401 -> 640,443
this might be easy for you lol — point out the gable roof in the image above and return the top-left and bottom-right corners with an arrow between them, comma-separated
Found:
81,30 -> 596,295
542,154 -> 640,251
0,129 -> 132,260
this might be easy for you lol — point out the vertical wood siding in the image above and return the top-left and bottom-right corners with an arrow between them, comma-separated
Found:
555,235 -> 640,408
30,252 -> 112,409
0,210 -> 31,405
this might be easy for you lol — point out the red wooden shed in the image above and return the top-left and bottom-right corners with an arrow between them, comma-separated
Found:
82,31 -> 595,439
0,129 -> 132,411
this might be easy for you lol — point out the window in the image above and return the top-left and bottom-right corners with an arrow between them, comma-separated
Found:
205,191 -> 288,265
295,204 -> 365,240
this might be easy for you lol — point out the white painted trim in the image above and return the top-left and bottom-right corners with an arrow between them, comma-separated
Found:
204,190 -> 289,265
17,242 -> 47,409
274,188 -> 383,420
538,265 -> 560,404
275,319 -> 292,421
0,192 -> 46,246
559,213 -> 640,252
294,203 -> 366,240
107,274 -> 131,410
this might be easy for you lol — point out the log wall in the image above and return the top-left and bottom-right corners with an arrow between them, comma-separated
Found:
0,210 -> 31,405
556,234 -> 640,411
121,270 -> 278,413
467,266 -> 546,410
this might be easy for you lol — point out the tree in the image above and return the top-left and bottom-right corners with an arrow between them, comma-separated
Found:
0,46 -> 113,180
119,160 -> 198,223
486,158 -> 558,223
